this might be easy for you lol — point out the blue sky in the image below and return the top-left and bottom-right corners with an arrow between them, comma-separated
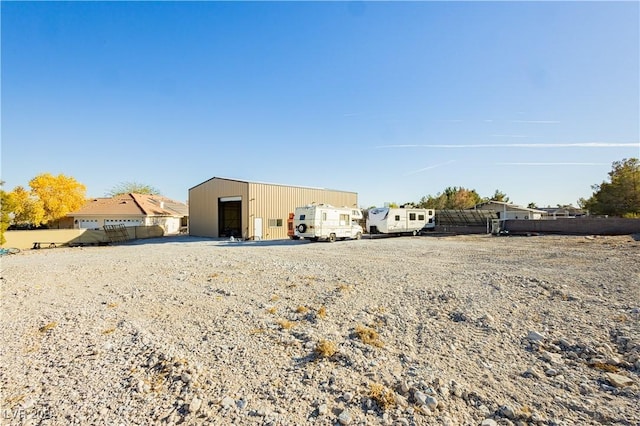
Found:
2,1 -> 639,208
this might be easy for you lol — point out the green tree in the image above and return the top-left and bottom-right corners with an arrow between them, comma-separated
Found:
418,186 -> 482,209
527,202 -> 538,209
583,158 -> 640,217
29,173 -> 87,224
577,198 -> 588,209
416,194 -> 443,209
0,181 -> 16,245
107,181 -> 161,196
488,189 -> 510,203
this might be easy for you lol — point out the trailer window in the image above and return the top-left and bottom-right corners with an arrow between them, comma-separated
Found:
418,214 -> 425,220
322,212 -> 327,221
299,214 -> 306,220
409,213 -> 416,220
268,219 -> 283,227
339,214 -> 349,225
394,215 -> 400,221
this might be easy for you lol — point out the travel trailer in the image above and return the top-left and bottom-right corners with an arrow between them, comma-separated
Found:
293,204 -> 363,242
367,207 -> 435,236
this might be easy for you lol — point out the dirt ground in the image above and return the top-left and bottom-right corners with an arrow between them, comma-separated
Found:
1,233 -> 639,425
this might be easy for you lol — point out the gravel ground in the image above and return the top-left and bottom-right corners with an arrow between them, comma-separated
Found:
1,233 -> 639,426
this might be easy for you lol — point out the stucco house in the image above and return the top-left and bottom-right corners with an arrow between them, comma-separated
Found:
472,200 -> 546,220
68,193 -> 188,235
538,206 -> 586,218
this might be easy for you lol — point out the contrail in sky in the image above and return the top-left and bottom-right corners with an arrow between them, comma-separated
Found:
377,142 -> 639,149
495,162 -> 609,166
510,120 -> 561,124
404,160 -> 456,176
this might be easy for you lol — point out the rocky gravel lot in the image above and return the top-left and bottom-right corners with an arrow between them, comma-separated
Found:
1,233 -> 639,426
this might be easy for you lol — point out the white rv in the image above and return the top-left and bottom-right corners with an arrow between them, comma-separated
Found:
294,204 -> 363,242
367,207 -> 435,236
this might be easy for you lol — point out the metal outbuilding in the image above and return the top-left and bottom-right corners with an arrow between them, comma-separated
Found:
188,177 -> 358,240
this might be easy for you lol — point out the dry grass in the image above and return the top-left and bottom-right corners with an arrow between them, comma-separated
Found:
590,361 -> 619,373
315,339 -> 337,358
613,314 -> 628,322
316,306 -> 327,319
266,307 -> 277,315
38,322 -> 57,333
337,283 -> 351,292
270,295 -> 280,302
369,383 -> 396,410
102,328 -> 116,335
355,324 -> 384,347
276,319 -> 296,330
295,305 -> 310,314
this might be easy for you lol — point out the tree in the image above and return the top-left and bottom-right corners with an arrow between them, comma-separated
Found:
577,198 -> 588,209
417,194 -> 444,209
583,158 -> 640,217
417,186 -> 482,209
8,186 -> 45,226
0,181 -> 16,245
488,189 -> 510,203
527,202 -> 538,209
107,181 -> 161,196
29,173 -> 87,224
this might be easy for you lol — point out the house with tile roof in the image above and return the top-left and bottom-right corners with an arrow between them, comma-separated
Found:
68,193 -> 188,235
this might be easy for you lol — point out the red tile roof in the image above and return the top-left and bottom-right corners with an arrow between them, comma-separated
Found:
68,194 -> 188,217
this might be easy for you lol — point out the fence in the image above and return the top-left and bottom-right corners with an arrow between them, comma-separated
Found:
2,225 -> 165,250
501,217 -> 640,235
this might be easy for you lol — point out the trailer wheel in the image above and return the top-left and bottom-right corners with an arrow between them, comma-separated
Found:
297,224 -> 307,233
354,232 -> 362,240
412,230 -> 420,236
328,233 -> 336,243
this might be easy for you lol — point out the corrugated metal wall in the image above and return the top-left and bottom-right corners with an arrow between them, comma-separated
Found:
248,182 -> 358,240
188,178 -> 249,238
189,177 -> 357,240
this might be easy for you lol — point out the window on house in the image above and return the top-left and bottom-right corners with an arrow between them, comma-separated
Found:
268,219 -> 283,227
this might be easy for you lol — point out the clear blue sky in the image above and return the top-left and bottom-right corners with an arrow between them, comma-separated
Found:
2,1 -> 639,208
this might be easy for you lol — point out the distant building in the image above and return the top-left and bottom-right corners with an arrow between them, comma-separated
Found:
68,193 -> 188,235
188,177 -> 358,240
537,206 -> 586,218
473,200 -> 546,220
